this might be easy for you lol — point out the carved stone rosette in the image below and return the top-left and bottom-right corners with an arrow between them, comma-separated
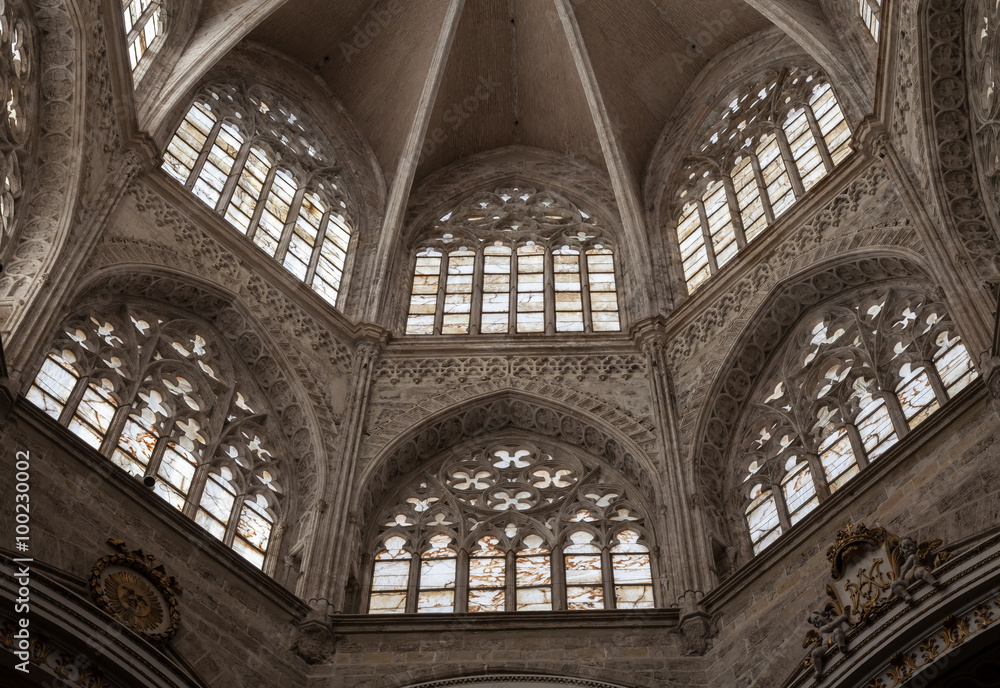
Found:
89,539 -> 181,643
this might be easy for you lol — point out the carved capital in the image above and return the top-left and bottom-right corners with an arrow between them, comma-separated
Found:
850,116 -> 891,159
630,314 -> 671,355
678,612 -> 714,656
292,620 -> 336,664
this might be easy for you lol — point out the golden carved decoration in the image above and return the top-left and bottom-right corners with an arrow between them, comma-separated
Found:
0,622 -> 108,687
89,538 -> 181,643
842,557 -> 895,622
827,523 -> 889,580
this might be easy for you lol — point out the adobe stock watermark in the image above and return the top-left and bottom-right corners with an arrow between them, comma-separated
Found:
419,76 -> 502,162
11,448 -> 33,674
341,0 -> 404,63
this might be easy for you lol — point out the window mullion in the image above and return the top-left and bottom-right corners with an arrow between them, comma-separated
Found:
881,392 -> 911,439
775,126 -> 806,198
770,479 -> 793,531
505,550 -> 516,612
601,547 -> 615,610
722,175 -> 748,250
469,247 -> 486,336
749,151 -> 776,224
406,554 -> 420,614
57,376 -> 90,427
215,138 -> 253,214
455,549 -> 470,613
246,165 -> 279,244
223,494 -> 246,546
304,210 -> 330,285
804,105 -> 836,173
99,404 -> 132,457
187,121 -> 223,191
144,431 -> 171,484
434,250 -> 449,336
508,248 -> 518,335
274,187 -> 307,263
803,451 -> 832,501
551,545 -> 567,611
544,246 -> 555,335
925,362 -> 951,405
696,200 -> 719,274
844,422 -> 870,470
183,464 -> 211,520
579,248 -> 594,333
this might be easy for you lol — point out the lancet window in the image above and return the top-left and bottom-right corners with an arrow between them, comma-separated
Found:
737,286 -> 977,554
0,0 -> 33,259
25,303 -> 285,570
859,0 -> 881,40
122,0 -> 163,71
162,85 -> 354,309
405,187 -> 622,336
367,442 -> 654,613
672,66 -> 852,294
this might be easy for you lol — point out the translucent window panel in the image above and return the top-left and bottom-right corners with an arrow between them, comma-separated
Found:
123,0 -> 162,70
162,102 -> 216,184
417,534 -> 457,613
677,203 -> 711,291
235,495 -> 273,567
407,248 -> 443,335
933,337 -> 978,397
732,157 -> 767,242
859,0 -> 880,39
481,244 -> 512,334
611,530 -> 654,610
154,443 -> 198,509
27,354 -> 79,420
818,427 -> 859,493
441,249 -> 476,335
224,148 -> 271,234
553,247 -> 584,333
469,536 -> 506,612
370,537 -> 411,614
192,122 -> 242,209
812,84 -> 853,166
516,541 -> 552,611
196,472 -> 237,541
113,413 -> 158,478
253,169 -> 296,257
67,382 -> 117,450
284,192 -> 325,281
746,489 -> 782,554
781,460 -> 820,523
757,134 -> 795,218
896,367 -> 940,429
586,248 -> 620,332
855,398 -> 898,460
784,108 -> 825,191
516,244 -> 546,333
311,214 -> 351,306
564,532 -> 604,610
703,183 -> 738,269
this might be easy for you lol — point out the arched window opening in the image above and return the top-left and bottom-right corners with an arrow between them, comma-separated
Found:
25,305 -> 287,571
859,0 -> 881,40
366,442 -> 655,614
161,86 -> 355,309
736,286 -> 978,554
405,187 -> 623,336
122,0 -> 163,72
671,67 -> 852,295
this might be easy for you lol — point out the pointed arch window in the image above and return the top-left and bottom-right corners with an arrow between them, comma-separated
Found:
122,0 -> 163,72
859,0 -> 881,40
161,86 -> 355,309
366,442 -> 655,614
405,187 -> 623,336
25,305 -> 287,571
737,286 -> 978,554
671,67 -> 852,294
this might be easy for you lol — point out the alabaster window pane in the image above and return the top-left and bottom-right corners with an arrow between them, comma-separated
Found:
419,557 -> 456,590
566,586 -> 604,610
856,399 -> 898,459
516,244 -> 545,332
117,416 -> 158,465
200,475 -> 236,523
157,445 -> 197,495
565,554 -> 602,585
232,538 -> 265,569
733,158 -> 767,242
224,148 -> 270,234
369,592 -> 407,614
935,340 -> 977,397
153,481 -> 186,511
254,171 -> 296,257
819,430 -> 857,490
782,463 -> 818,519
516,586 -> 552,612
814,87 -> 852,164
75,385 -> 116,433
704,186 -> 737,269
417,589 -> 455,613
612,554 -> 652,585
758,135 -> 795,216
897,370 -> 940,428
469,556 -> 505,588
67,417 -> 104,449
616,585 -> 654,609
468,588 -> 505,613
26,386 -> 64,419
747,493 -> 781,553
32,355 -> 77,407
195,511 -> 226,540
785,108 -> 824,189
372,560 -> 411,591
516,552 -> 551,587
111,448 -> 148,479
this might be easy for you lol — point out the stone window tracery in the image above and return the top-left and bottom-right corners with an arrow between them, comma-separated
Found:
405,187 -> 622,336
162,85 -> 354,309
122,0 -> 163,72
736,286 -> 977,554
25,303 -> 285,570
0,0 -> 33,259
671,67 -> 852,294
366,442 -> 654,613
859,0 -> 881,40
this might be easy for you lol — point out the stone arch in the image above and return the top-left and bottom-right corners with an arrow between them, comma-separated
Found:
368,670 -> 644,688
689,251 -> 935,549
389,673 -> 638,688
51,265 -> 331,518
